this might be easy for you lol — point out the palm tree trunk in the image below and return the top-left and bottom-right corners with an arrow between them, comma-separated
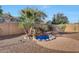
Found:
23,24 -> 29,39
23,24 -> 28,34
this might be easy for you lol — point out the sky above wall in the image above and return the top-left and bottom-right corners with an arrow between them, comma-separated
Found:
1,5 -> 79,23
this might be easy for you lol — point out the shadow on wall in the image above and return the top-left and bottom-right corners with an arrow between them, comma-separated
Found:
0,28 -> 3,36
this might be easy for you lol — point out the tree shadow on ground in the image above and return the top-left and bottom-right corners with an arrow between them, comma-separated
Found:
0,33 -> 24,40
59,32 -> 79,34
59,32 -> 79,40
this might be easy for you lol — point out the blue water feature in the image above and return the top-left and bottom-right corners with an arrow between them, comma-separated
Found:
35,35 -> 49,40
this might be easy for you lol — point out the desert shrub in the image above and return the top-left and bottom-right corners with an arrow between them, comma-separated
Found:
57,24 -> 66,32
34,24 -> 49,34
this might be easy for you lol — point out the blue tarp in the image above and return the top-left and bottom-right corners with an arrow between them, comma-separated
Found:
35,35 -> 49,40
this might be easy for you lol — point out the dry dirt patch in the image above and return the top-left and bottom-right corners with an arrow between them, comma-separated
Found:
36,37 -> 79,52
0,34 -> 79,52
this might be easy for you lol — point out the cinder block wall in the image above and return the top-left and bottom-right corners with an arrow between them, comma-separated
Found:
0,23 -> 79,36
0,23 -> 24,36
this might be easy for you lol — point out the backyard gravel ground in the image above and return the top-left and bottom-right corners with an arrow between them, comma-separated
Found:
0,33 -> 79,53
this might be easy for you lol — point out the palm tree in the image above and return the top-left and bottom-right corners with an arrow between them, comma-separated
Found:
19,8 -> 47,35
